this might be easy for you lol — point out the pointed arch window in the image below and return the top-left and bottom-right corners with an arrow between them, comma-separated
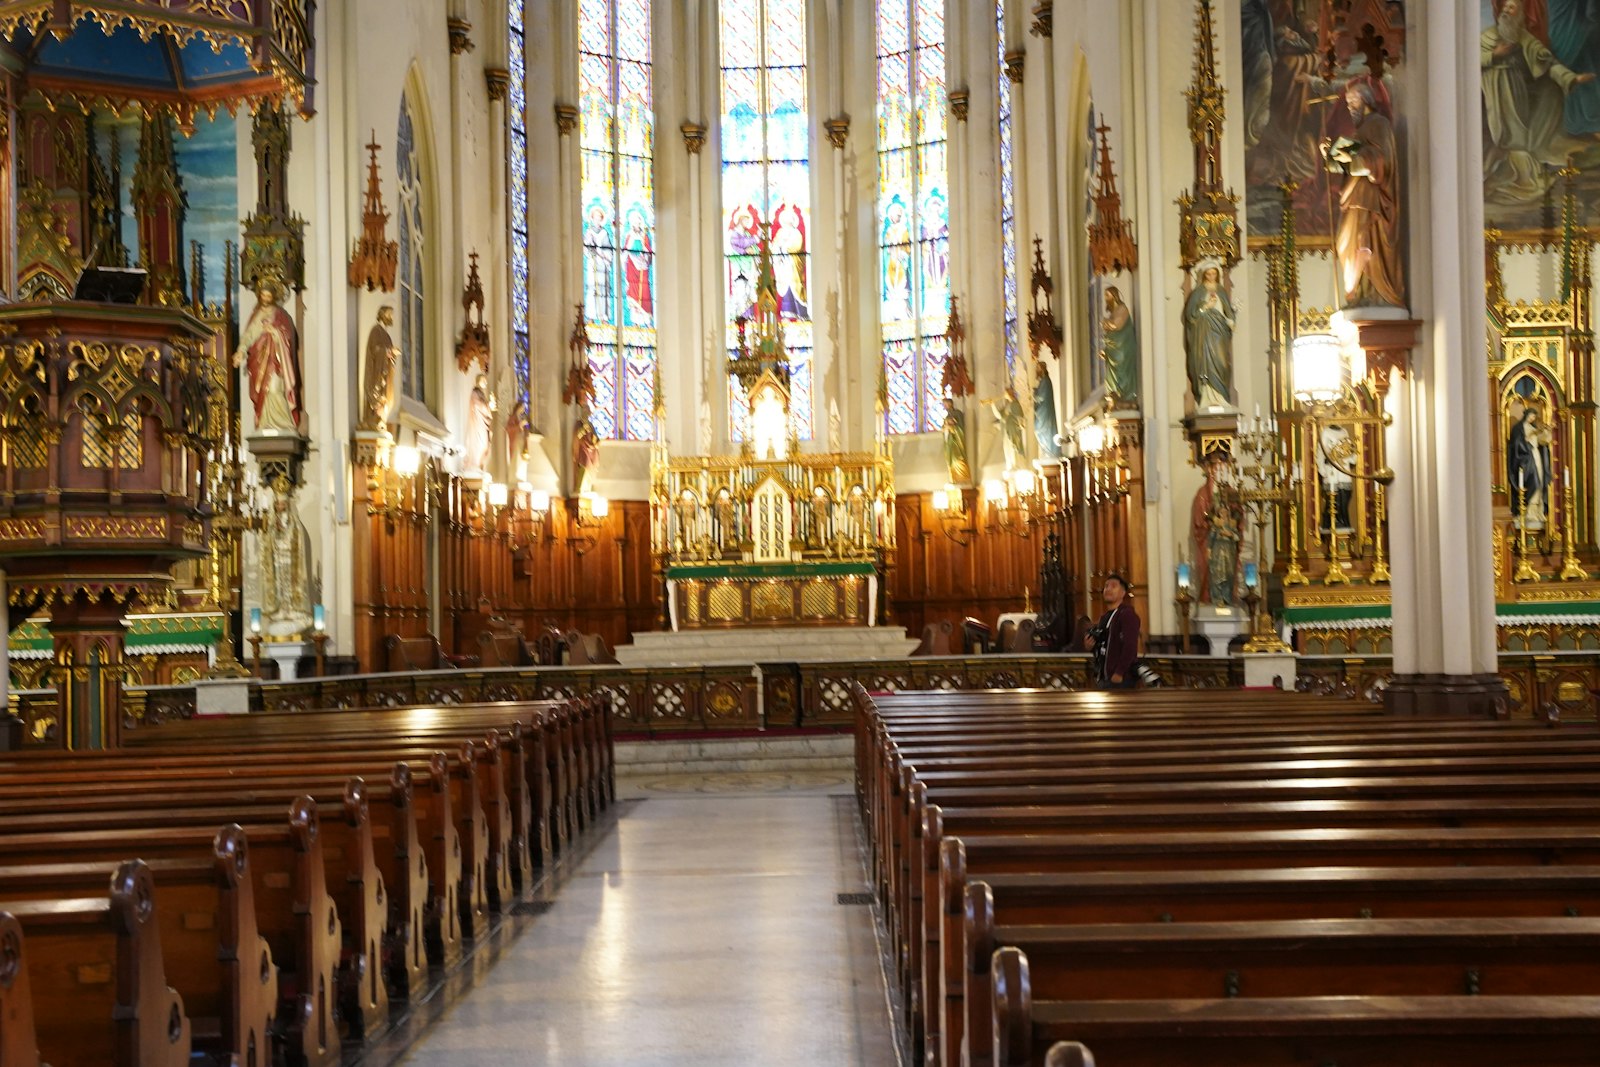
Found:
508,2 -> 531,416
996,0 -> 1019,376
720,0 -> 813,440
397,92 -> 427,404
579,0 -> 657,442
877,0 -> 949,434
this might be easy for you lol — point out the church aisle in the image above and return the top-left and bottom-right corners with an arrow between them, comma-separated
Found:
393,775 -> 900,1067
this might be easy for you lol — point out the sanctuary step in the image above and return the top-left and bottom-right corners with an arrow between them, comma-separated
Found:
615,734 -> 853,776
614,624 -> 919,667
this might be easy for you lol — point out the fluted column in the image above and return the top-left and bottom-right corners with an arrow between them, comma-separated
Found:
1384,0 -> 1501,714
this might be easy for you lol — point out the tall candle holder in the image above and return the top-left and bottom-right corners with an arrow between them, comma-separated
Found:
1369,479 -> 1392,584
1235,415 -> 1295,655
205,426 -> 265,679
1514,482 -> 1542,583
1175,562 -> 1194,654
1559,462 -> 1590,582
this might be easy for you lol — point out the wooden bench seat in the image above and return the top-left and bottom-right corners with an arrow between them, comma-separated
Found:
0,830 -> 277,1067
857,687 -> 1600,1066
969,912 -> 1600,1064
993,967 -> 1600,1067
7,861 -> 191,1067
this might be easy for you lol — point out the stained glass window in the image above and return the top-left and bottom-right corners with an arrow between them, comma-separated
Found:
580,0 -> 656,441
877,0 -> 949,434
720,0 -> 813,440
508,2 -> 531,419
997,0 -> 1019,377
397,92 -> 426,404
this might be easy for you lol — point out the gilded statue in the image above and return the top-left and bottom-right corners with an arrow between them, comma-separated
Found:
260,477 -> 312,637
360,305 -> 399,432
237,278 -> 302,435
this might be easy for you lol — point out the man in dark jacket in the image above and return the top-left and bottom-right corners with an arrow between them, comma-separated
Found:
1087,573 -> 1141,689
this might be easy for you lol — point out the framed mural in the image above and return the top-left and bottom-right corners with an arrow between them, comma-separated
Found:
1239,0 -> 1406,239
1481,0 -> 1600,234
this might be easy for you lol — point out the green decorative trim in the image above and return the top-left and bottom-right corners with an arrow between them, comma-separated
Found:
10,612 -> 224,651
667,562 -> 876,580
1281,604 -> 1391,624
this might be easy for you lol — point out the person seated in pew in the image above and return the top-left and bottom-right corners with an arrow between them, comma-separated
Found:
1085,573 -> 1140,690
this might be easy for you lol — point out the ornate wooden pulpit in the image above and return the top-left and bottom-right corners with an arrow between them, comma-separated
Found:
0,303 -> 216,747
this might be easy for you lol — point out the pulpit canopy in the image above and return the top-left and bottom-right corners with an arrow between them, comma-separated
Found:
0,0 -> 316,125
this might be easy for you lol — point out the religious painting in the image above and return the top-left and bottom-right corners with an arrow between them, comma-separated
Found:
1239,0 -> 1406,238
94,109 -> 238,304
1481,0 -> 1600,232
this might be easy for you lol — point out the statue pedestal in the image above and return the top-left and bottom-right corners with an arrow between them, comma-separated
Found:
248,431 -> 310,487
352,429 -> 392,469
264,641 -> 308,680
1242,651 -> 1298,690
1193,605 -> 1247,657
194,678 -> 253,715
1181,409 -> 1239,466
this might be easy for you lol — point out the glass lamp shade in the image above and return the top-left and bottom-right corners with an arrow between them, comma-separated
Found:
392,445 -> 422,476
1078,422 -> 1106,456
1012,469 -> 1036,495
487,482 -> 509,508
983,478 -> 1007,502
588,494 -> 610,519
1291,332 -> 1345,403
528,488 -> 551,514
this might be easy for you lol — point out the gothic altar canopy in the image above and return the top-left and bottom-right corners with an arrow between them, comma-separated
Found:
651,229 -> 896,630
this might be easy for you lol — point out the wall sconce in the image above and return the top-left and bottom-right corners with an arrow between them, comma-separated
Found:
522,486 -> 551,543
1078,417 -> 1129,502
930,484 -> 975,546
571,491 -> 609,556
393,444 -> 422,477
985,470 -> 1037,537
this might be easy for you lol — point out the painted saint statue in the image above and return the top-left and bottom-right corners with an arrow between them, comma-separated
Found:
238,279 -> 302,435
1191,453 -> 1243,609
360,305 -> 399,433
1183,265 -> 1235,411
465,373 -> 495,474
990,387 -> 1027,471
1507,406 -> 1552,531
1321,80 -> 1405,309
1032,360 -> 1061,460
941,397 -> 972,485
1100,286 -> 1139,404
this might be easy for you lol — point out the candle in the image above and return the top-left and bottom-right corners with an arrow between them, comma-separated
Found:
1244,562 -> 1259,590
313,604 -> 326,632
249,608 -> 262,634
1177,562 -> 1192,592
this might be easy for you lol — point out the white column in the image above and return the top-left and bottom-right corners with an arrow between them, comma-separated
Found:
1385,0 -> 1500,713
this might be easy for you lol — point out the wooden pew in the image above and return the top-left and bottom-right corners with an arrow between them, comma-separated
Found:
9,861 -> 191,1067
0,912 -> 43,1067
856,688 -> 1600,1066
967,900 -> 1600,1064
0,806 -> 340,1067
0,828 -> 278,1067
992,947 -> 1600,1067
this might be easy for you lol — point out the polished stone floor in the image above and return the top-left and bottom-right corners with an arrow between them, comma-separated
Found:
388,774 -> 900,1067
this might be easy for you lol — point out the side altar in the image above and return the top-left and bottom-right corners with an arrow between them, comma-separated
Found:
643,228 -> 902,649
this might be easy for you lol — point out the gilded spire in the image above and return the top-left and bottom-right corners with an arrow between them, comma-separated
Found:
1088,119 -> 1137,275
1177,0 -> 1239,270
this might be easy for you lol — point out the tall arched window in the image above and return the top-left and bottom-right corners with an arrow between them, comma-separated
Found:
507,3 -> 531,416
996,1 -> 1019,377
720,0 -> 813,440
877,0 -> 949,434
397,92 -> 427,404
580,0 -> 656,441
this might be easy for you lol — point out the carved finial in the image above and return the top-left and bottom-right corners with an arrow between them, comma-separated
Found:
348,133 -> 398,291
1088,119 -> 1138,274
456,251 -> 490,373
